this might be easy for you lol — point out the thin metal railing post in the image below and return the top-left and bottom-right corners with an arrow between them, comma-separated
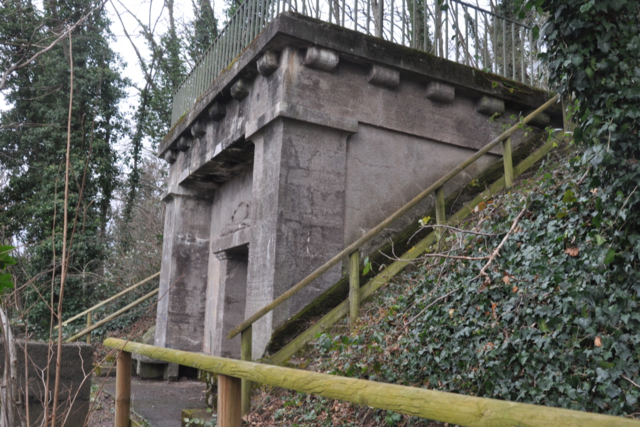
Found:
435,0 -> 441,56
435,186 -> 446,241
376,0 -> 383,37
503,137 -> 514,188
511,22 -> 516,80
502,19 -> 506,77
349,250 -> 360,330
240,326 -> 253,416
86,311 -> 92,344
114,350 -> 132,427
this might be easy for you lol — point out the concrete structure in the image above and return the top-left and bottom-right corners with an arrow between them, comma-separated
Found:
0,340 -> 93,426
155,13 -> 557,360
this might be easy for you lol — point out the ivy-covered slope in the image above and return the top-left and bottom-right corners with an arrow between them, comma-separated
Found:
247,142 -> 640,426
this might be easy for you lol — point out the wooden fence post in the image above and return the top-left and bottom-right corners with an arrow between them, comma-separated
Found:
218,374 -> 242,427
86,311 -> 92,344
349,250 -> 360,330
240,326 -> 252,416
503,136 -> 513,188
435,186 -> 446,241
114,350 -> 131,427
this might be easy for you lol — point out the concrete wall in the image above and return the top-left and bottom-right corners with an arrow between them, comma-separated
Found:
205,171 -> 253,357
0,340 -> 93,427
155,13 -> 560,359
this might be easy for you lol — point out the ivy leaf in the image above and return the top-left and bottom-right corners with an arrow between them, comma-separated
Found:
603,249 -> 616,264
0,246 -> 16,270
562,189 -> 578,204
595,234 -> 605,245
363,257 -> 371,275
0,274 -> 13,292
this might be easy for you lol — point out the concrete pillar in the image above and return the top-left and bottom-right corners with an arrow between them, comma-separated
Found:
210,250 -> 249,358
155,191 -> 213,352
245,117 -> 354,357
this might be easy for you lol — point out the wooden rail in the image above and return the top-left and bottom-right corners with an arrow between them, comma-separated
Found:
266,132 -> 560,366
64,288 -> 159,342
104,338 -> 640,427
56,272 -> 160,343
224,94 -> 561,414
55,272 -> 160,330
228,94 -> 560,341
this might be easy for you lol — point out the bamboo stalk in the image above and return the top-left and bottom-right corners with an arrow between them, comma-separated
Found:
64,288 -> 159,342
114,350 -> 132,427
55,271 -> 160,329
227,94 -> 560,340
104,338 -> 640,427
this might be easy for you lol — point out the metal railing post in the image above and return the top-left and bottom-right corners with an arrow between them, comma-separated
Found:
349,250 -> 360,329
240,326 -> 253,416
114,350 -> 132,427
435,0 -> 441,56
218,374 -> 242,427
376,0 -> 383,37
86,311 -> 92,344
503,136 -> 513,188
435,186 -> 446,241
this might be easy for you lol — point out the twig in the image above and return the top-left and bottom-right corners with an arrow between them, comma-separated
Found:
403,287 -> 461,331
576,165 -> 591,186
478,202 -> 528,279
623,375 -> 640,389
51,28 -> 74,427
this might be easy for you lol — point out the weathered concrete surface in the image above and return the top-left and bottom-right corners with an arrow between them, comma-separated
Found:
155,193 -> 212,353
102,377 -> 207,427
0,340 -> 93,427
156,12 -> 562,360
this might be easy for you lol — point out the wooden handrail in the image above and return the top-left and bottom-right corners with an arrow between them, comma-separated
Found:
266,133 -> 562,366
55,271 -> 160,329
104,338 -> 639,427
228,94 -> 560,339
64,288 -> 159,342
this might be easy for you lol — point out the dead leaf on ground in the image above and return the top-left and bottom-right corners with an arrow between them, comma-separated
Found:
564,247 -> 579,257
512,286 -> 519,293
595,336 -> 602,347
502,275 -> 510,284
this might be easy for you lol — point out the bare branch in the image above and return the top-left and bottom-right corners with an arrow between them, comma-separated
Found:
0,0 -> 108,92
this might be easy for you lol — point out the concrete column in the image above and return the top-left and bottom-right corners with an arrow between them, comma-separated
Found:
155,191 -> 213,352
245,117 -> 353,357
210,250 -> 249,358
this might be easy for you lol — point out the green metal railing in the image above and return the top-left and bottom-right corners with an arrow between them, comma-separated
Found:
171,0 -> 543,124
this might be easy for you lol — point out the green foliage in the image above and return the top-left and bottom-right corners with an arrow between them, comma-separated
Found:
274,150 -> 640,425
187,0 -> 219,64
0,0 -> 127,335
0,246 -> 16,293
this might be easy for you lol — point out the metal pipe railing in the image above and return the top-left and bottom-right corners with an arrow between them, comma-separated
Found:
171,0 -> 544,124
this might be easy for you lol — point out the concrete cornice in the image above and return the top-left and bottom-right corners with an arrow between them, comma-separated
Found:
245,102 -> 359,139
159,12 -> 556,158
